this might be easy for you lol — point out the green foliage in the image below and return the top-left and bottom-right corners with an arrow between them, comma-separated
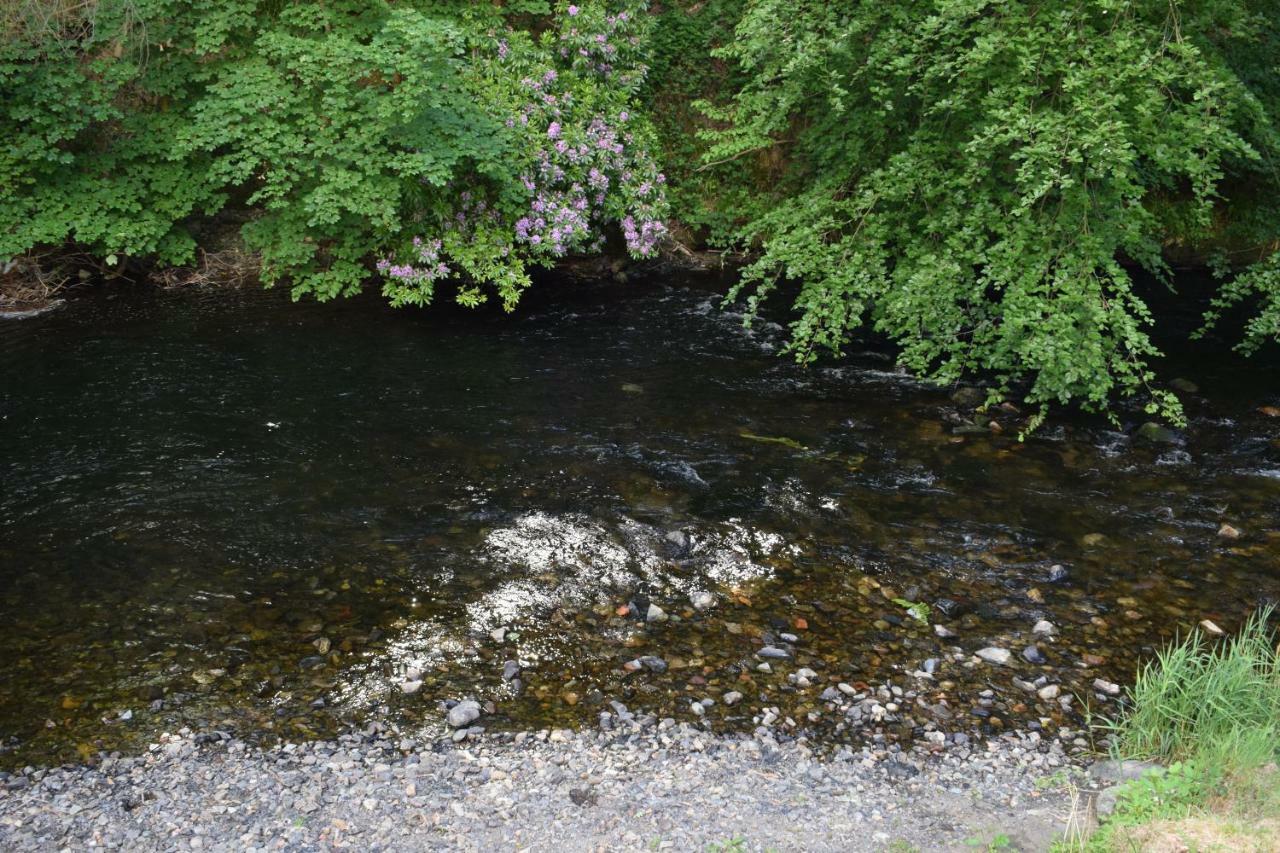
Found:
702,1 -> 1280,421
643,0 -> 748,243
186,3 -> 508,300
964,833 -> 1013,853
1109,761 -> 1210,825
1,1 -> 227,265
892,598 -> 930,625
4,0 -> 1279,422
2,0 -> 669,307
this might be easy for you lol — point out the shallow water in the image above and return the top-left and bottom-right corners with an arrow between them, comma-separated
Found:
2,274 -> 1278,767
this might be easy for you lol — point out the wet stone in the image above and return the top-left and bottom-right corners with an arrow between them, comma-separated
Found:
1022,646 -> 1048,665
1092,679 -> 1121,696
446,701 -> 482,728
1135,422 -> 1180,445
975,647 -> 1011,665
690,591 -> 717,612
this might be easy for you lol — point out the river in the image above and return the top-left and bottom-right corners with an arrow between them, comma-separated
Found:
1,273 -> 1277,767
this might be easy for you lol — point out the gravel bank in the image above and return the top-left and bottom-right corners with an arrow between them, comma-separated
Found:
0,717 -> 1079,852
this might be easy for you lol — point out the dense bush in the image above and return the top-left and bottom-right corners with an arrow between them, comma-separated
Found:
699,0 -> 1280,424
1,0 -> 668,307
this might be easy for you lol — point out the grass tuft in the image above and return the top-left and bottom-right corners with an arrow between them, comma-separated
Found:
1104,607 -> 1280,772
1065,608 -> 1280,851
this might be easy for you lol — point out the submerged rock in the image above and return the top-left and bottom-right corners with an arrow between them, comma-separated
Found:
446,700 -> 482,728
689,591 -> 717,612
975,647 -> 1011,665
638,656 -> 668,674
1092,678 -> 1121,696
1135,422 -> 1180,445
1199,619 -> 1225,636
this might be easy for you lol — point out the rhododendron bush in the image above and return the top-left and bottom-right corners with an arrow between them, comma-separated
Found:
2,0 -> 667,309
377,0 -> 668,308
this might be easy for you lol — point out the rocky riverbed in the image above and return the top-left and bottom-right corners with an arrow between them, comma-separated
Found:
0,717 -> 1084,852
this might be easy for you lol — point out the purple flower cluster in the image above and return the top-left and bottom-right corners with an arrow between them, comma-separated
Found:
376,237 -> 449,291
556,3 -> 647,90
513,104 -> 667,258
376,2 -> 668,298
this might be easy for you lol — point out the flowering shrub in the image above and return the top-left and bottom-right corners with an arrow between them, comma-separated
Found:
374,0 -> 669,308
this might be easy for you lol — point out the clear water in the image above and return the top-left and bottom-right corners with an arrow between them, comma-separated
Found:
1,274 -> 1278,766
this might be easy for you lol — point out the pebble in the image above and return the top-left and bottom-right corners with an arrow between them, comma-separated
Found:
934,624 -> 958,639
1037,685 -> 1060,700
690,592 -> 717,612
975,647 -> 1011,665
723,691 -> 743,706
1199,619 -> 1225,636
399,680 -> 423,695
757,646 -> 791,660
1022,646 -> 1048,665
646,604 -> 668,623
1032,620 -> 1055,635
1092,679 -> 1121,696
1217,524 -> 1241,540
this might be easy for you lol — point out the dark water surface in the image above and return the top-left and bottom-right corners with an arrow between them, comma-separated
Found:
2,275 -> 1278,767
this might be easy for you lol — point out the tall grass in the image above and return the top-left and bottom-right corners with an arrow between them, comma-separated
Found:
1106,607 -> 1280,773
1066,610 -> 1280,850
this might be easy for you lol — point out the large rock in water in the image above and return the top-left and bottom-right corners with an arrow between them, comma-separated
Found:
446,700 -> 482,728
1135,421 -> 1180,445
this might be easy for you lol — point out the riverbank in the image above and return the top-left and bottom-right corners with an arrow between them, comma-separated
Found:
0,720 -> 1080,852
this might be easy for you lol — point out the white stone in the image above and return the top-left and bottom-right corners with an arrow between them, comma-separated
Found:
975,647 -> 1012,665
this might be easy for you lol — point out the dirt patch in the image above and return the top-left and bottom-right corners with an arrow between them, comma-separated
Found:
1117,817 -> 1280,852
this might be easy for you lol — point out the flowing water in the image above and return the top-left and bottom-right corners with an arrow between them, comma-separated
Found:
2,274 -> 1278,767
